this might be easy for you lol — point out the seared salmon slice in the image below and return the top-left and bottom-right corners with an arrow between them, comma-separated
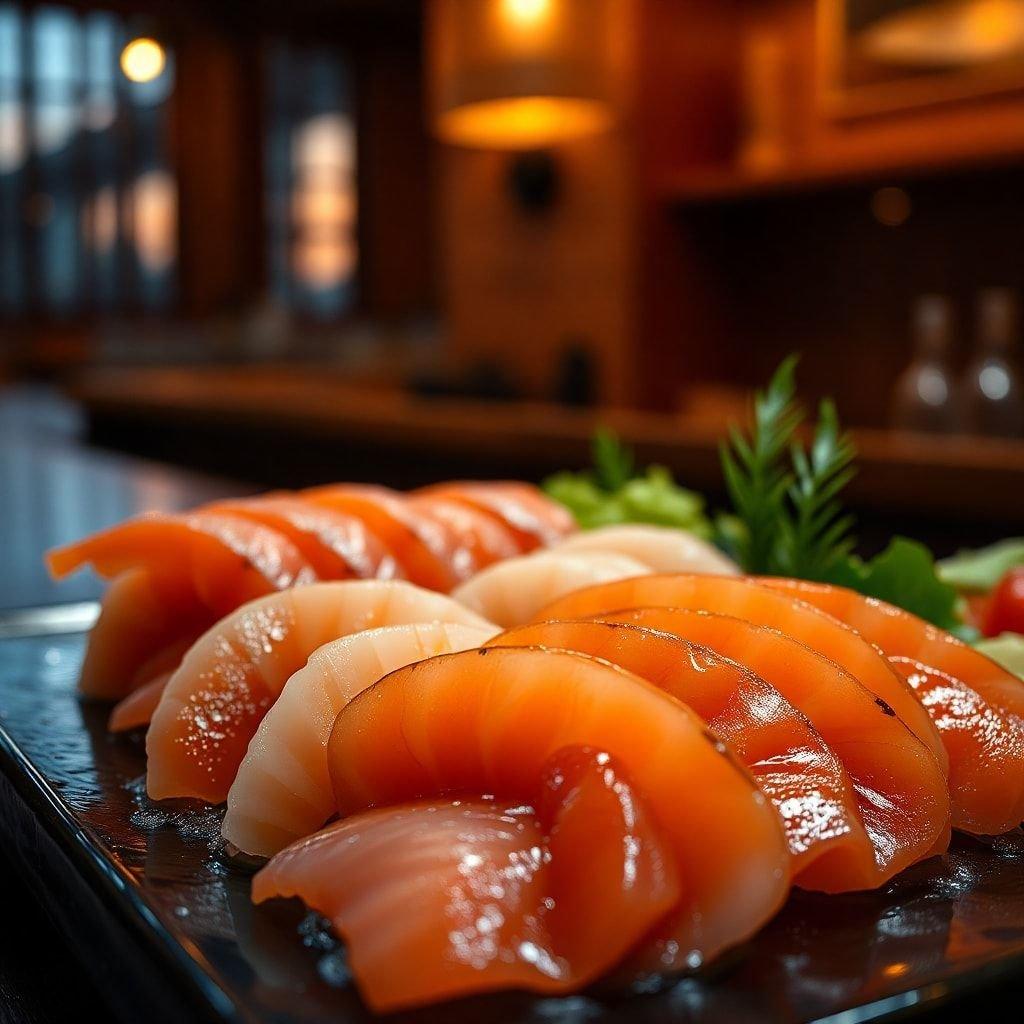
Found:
408,494 -> 521,575
304,484 -> 462,590
327,646 -> 791,973
534,574 -> 947,773
413,481 -> 575,551
759,578 -> 1024,727
254,748 -> 679,1011
891,656 -> 1024,834
47,512 -> 318,699
487,619 -> 875,891
205,495 -> 398,581
594,607 -> 952,882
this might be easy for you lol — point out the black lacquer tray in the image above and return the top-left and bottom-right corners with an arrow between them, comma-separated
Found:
3,622 -> 1024,1024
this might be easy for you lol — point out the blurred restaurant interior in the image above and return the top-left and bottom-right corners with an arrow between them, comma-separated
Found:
3,0 -> 1024,551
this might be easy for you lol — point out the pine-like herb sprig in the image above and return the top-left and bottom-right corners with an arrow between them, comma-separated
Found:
720,356 -> 857,576
720,355 -> 803,574
776,398 -> 857,578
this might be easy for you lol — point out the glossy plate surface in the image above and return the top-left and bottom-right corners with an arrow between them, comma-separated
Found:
2,627 -> 1024,1023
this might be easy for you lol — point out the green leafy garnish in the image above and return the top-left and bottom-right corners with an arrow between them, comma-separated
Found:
827,537 -> 965,635
777,399 -> 857,580
545,356 -> 983,634
721,356 -> 856,578
975,633 -> 1024,678
721,356 -> 962,631
592,427 -> 634,491
543,432 -> 711,536
720,355 -> 802,574
937,539 -> 1024,593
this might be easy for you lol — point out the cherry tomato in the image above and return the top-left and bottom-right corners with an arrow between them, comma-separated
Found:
983,566 -> 1024,637
963,592 -> 993,632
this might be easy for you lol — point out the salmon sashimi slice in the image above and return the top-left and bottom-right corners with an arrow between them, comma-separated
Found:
891,657 -> 1024,835
327,646 -> 791,973
146,581 -> 495,803
555,524 -> 741,575
48,513 -> 316,699
107,628 -> 213,731
452,550 -> 650,628
68,568 -> 213,699
254,748 -> 680,1011
303,484 -> 462,591
759,578 -> 1024,728
109,671 -> 172,732
413,481 -> 576,551
535,574 -> 948,773
487,620 -> 875,890
408,494 -> 521,575
204,495 -> 399,581
595,607 -> 951,884
47,511 -> 317,618
223,621 -> 498,857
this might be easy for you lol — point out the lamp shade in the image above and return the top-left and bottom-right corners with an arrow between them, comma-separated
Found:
428,0 -> 625,150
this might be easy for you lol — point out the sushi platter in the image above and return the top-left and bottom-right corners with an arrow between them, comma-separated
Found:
6,362 -> 1024,1021
5,589 -> 1024,1023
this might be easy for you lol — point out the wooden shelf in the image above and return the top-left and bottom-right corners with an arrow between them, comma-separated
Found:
657,137 -> 1024,208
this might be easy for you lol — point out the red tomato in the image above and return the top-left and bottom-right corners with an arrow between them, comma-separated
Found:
964,592 -> 993,632
983,566 -> 1024,637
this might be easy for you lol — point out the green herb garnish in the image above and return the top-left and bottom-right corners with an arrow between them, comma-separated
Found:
721,356 -> 961,630
543,356 -> 970,633
937,539 -> 1024,593
975,633 -> 1024,677
720,357 -> 856,578
778,398 -> 858,579
829,537 -> 965,636
720,355 -> 802,574
543,432 -> 711,536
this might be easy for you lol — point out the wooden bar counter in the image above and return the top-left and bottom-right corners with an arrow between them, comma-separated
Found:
69,366 -> 1024,540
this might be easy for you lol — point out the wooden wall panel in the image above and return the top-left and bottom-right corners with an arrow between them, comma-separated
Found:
173,32 -> 265,317
438,129 -> 636,405
743,0 -> 1024,178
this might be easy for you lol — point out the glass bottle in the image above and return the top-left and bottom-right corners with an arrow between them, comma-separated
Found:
959,288 -> 1024,438
891,295 -> 958,434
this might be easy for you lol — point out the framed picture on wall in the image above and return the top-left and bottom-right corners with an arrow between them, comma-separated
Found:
819,0 -> 1024,117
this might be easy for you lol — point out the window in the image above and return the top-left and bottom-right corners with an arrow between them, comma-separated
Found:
266,43 -> 357,320
0,3 -> 176,318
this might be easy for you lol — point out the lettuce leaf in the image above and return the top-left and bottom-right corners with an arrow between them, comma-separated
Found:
975,633 -> 1024,678
937,539 -> 1024,593
825,537 -> 965,634
543,432 -> 711,535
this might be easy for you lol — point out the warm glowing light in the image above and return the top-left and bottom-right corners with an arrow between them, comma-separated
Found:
859,0 -> 1024,68
882,962 -> 911,978
120,37 -> 166,84
130,170 -> 176,272
294,236 -> 356,290
502,0 -> 551,26
436,96 -> 613,150
81,186 -> 118,255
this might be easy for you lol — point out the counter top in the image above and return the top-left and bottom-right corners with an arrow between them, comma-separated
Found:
71,365 -> 1024,526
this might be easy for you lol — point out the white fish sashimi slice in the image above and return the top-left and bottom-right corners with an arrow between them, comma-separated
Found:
223,620 -> 498,857
555,524 -> 739,576
451,550 -> 651,628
